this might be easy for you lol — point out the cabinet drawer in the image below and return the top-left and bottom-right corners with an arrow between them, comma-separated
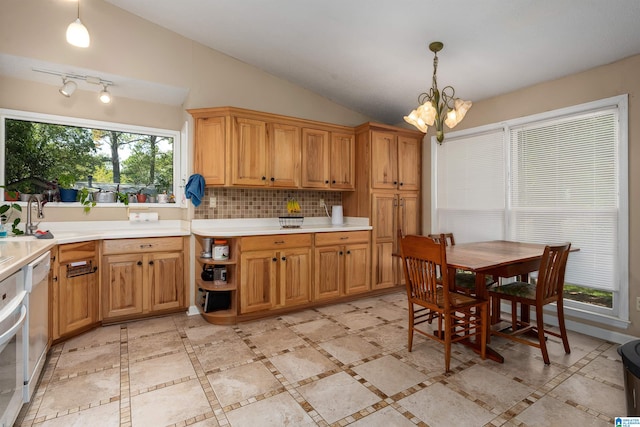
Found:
103,237 -> 184,255
315,231 -> 370,246
240,234 -> 312,251
58,240 -> 98,263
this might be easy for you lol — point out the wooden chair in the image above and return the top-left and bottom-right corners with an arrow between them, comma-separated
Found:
399,234 -> 489,372
427,233 -> 496,295
487,243 -> 571,364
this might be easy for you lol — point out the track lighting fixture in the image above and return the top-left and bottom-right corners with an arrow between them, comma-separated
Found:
99,85 -> 112,104
66,0 -> 90,48
59,78 -> 77,97
34,68 -> 114,104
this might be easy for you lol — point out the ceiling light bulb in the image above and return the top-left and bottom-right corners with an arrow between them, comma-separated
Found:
99,85 -> 112,104
59,79 -> 77,97
66,1 -> 90,48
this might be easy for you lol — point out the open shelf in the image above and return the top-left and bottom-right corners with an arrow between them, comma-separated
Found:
197,278 -> 236,292
194,234 -> 238,325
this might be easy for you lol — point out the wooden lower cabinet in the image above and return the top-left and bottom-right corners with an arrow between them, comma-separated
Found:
102,237 -> 186,322
314,231 -> 371,301
53,241 -> 99,340
239,234 -> 312,314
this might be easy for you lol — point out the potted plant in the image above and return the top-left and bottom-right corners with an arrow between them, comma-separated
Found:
0,188 -> 23,236
136,188 -> 147,203
57,174 -> 78,202
78,188 -> 96,214
17,182 -> 35,202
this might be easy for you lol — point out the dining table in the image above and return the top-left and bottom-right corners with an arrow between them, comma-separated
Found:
445,240 -> 551,363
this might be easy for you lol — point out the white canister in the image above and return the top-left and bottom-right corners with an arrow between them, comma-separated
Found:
213,239 -> 229,260
331,205 -> 344,225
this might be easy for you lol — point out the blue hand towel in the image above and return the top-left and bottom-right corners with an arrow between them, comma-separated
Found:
185,174 -> 205,207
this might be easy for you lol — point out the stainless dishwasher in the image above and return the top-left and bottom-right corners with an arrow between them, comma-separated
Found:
23,251 -> 50,402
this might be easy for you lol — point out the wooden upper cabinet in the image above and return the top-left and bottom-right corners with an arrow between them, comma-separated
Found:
371,131 -> 399,190
302,128 -> 355,190
231,117 -> 268,186
371,131 -> 421,191
194,116 -> 227,186
269,123 -> 300,188
189,107 -> 355,190
397,135 -> 421,191
301,128 -> 330,188
330,132 -> 355,190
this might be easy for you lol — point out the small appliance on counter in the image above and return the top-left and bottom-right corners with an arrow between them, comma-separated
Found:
201,238 -> 213,258
331,205 -> 344,225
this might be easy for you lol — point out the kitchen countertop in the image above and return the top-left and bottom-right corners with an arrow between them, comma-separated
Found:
191,217 -> 372,237
0,217 -> 371,282
0,220 -> 190,282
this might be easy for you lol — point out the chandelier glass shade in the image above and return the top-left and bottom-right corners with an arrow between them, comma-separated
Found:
404,41 -> 471,143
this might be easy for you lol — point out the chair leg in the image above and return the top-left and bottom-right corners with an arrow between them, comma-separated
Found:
444,313 -> 452,372
557,300 -> 571,354
536,305 -> 550,364
511,301 -> 518,331
491,296 -> 501,324
408,304 -> 414,352
480,304 -> 487,360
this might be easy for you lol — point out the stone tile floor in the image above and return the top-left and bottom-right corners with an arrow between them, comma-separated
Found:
17,291 -> 625,426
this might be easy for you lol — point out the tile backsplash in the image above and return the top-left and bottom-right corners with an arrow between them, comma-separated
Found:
194,188 -> 343,219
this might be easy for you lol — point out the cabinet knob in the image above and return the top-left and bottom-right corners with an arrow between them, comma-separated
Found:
393,181 -> 398,185
399,182 -> 404,186
262,176 -> 267,181
270,177 -> 275,182
332,180 -> 336,184
346,250 -> 351,255
339,251 -> 344,255
137,261 -> 143,266
272,257 -> 278,262
325,180 -> 329,184
53,276 -> 58,282
281,256 -> 286,261
149,260 -> 154,265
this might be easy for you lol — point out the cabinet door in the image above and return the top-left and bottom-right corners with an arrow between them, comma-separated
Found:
270,123 -> 300,188
301,128 -> 330,188
231,117 -> 268,186
58,262 -> 98,336
148,252 -> 184,312
344,243 -> 370,295
372,193 -> 397,289
240,250 -> 277,313
372,193 -> 396,242
195,116 -> 226,185
330,132 -> 355,189
102,254 -> 144,319
314,246 -> 342,300
279,247 -> 311,307
397,135 -> 421,191
395,194 -> 421,285
371,131 -> 398,189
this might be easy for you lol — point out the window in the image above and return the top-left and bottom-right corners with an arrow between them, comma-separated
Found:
1,109 -> 184,205
432,95 -> 628,324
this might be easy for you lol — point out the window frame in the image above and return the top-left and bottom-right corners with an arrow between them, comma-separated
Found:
431,95 -> 629,327
0,108 -> 186,207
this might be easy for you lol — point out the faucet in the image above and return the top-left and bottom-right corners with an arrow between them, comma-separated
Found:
25,195 -> 44,236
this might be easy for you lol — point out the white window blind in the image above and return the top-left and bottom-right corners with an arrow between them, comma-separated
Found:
434,129 -> 505,243
509,110 -> 619,291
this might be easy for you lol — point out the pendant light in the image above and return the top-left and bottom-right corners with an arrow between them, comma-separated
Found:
66,0 -> 90,48
404,42 -> 472,143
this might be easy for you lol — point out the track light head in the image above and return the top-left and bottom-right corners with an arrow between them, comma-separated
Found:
99,85 -> 112,104
59,78 -> 77,97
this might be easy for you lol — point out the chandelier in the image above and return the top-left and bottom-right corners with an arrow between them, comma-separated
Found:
404,41 -> 472,143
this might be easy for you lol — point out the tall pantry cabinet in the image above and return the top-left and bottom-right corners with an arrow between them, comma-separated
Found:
343,122 -> 423,290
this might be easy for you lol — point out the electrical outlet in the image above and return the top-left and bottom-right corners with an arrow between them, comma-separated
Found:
636,297 -> 640,311
210,197 -> 217,207
319,199 -> 325,207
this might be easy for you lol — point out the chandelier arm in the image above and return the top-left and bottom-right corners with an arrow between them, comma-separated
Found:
440,86 -> 456,110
